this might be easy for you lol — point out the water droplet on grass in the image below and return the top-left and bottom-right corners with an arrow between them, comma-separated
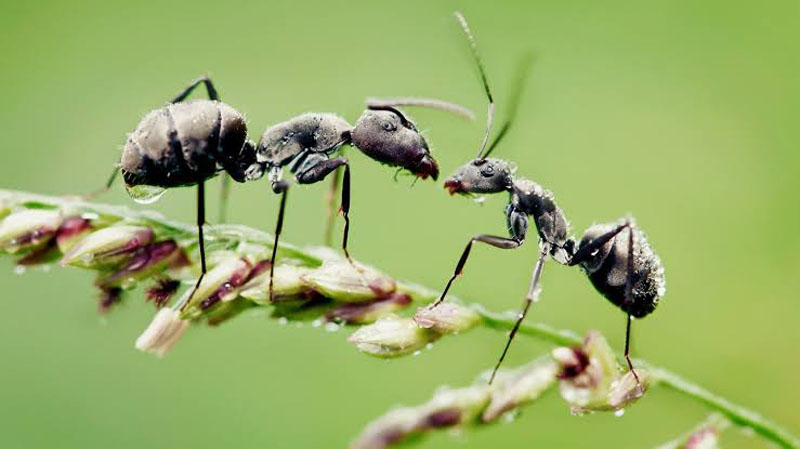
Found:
126,185 -> 166,204
13,265 -> 26,275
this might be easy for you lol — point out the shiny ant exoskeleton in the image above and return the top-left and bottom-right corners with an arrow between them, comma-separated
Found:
108,75 -> 472,307
255,98 -> 473,300
430,12 -> 666,384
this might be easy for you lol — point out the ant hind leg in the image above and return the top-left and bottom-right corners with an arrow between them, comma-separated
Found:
171,76 -> 219,103
180,181 -> 208,311
622,225 -> 642,388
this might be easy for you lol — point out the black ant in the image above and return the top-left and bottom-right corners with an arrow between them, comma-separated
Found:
430,12 -> 666,385
113,76 -> 261,310
255,98 -> 473,301
106,75 -> 472,307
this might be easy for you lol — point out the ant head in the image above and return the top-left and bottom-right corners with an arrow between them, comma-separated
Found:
350,106 -> 438,181
448,12 -> 533,196
576,224 -> 616,273
444,157 -> 512,195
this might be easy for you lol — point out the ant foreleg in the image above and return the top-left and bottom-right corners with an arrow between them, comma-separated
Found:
180,181 -> 208,311
295,157 -> 351,261
340,163 -> 353,264
431,234 -> 522,309
489,241 -> 550,384
171,76 -> 219,103
268,180 -> 290,302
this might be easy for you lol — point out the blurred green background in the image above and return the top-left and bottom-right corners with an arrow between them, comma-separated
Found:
1,0 -> 798,447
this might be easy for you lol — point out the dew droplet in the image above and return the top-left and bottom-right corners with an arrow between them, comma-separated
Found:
324,322 -> 340,332
425,343 -> 434,350
277,317 -> 288,326
125,184 -> 167,204
614,409 -> 625,417
311,318 -> 323,328
13,265 -> 26,275
412,350 -> 421,356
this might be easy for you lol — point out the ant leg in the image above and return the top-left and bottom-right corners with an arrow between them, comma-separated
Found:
323,167 -> 342,247
624,312 -> 639,380
623,225 -> 642,387
84,166 -> 120,199
295,157 -> 352,260
567,220 -> 632,266
489,241 -> 550,384
171,76 -> 219,103
218,175 -> 231,223
431,234 -> 522,309
268,180 -> 289,302
340,163 -> 353,264
180,181 -> 208,311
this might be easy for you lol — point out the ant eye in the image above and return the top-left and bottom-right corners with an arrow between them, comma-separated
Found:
590,249 -> 600,257
381,121 -> 396,132
480,165 -> 495,177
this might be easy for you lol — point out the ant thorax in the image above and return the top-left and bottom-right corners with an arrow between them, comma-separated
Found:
511,178 -> 571,258
256,113 -> 352,169
511,178 -> 560,217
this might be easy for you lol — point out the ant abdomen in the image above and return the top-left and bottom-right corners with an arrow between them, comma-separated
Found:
121,99 -> 250,187
576,222 -> 666,318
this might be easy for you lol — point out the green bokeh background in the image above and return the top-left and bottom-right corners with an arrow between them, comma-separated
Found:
1,0 -> 798,448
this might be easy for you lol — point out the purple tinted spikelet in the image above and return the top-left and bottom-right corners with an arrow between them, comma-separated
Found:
146,278 -> 181,308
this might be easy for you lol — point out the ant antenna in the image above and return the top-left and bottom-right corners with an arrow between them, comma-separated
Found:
366,98 -> 475,121
454,11 -> 495,160
483,53 -> 534,159
366,104 -> 415,129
